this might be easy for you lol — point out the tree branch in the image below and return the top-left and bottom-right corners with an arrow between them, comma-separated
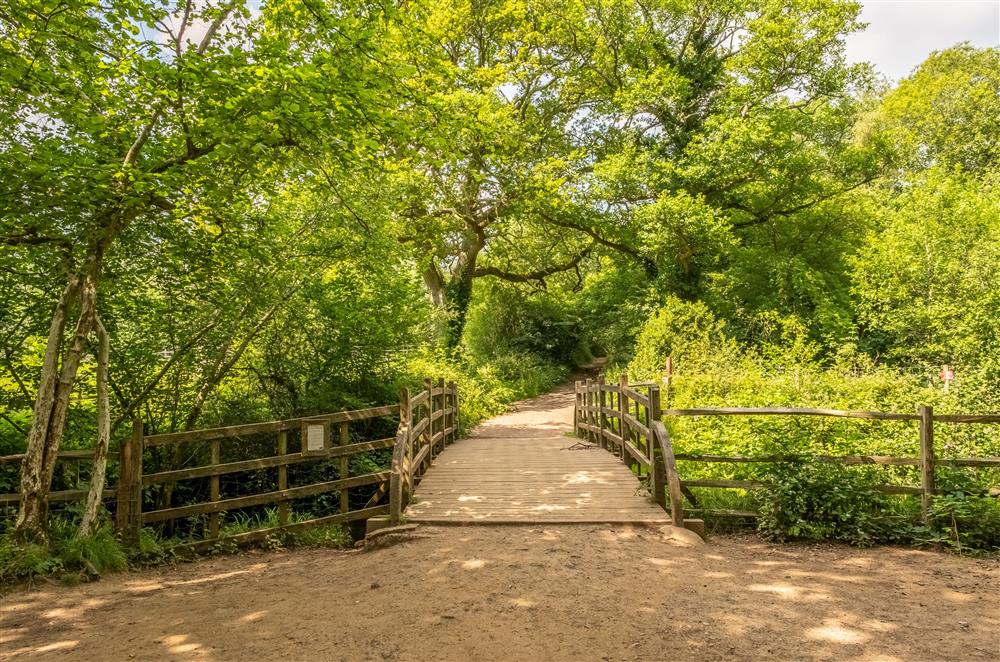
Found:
473,245 -> 593,285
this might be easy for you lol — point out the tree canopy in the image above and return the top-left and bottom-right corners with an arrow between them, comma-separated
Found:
1,0 -> 998,546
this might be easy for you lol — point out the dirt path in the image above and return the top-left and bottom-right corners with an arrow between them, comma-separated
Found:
2,527 -> 998,661
2,386 -> 998,661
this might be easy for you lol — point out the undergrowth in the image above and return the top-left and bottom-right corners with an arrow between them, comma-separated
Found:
1,507 -> 357,588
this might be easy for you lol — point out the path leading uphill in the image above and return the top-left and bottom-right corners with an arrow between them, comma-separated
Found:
406,383 -> 670,524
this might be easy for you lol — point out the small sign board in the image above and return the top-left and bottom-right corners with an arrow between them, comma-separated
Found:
301,420 -> 329,454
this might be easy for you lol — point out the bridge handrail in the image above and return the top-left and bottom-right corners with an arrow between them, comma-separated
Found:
574,376 -> 1000,524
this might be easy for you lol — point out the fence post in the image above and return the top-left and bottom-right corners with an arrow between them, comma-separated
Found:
919,404 -> 935,523
116,417 -> 143,546
573,379 -> 580,437
597,375 -> 606,449
648,385 -> 665,509
277,430 -> 289,525
618,372 -> 629,464
447,380 -> 457,444
339,421 -> 350,514
436,377 -> 446,454
390,387 -> 410,524
423,378 -> 434,470
208,438 -> 220,539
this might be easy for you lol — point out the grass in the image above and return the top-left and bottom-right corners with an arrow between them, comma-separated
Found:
1,507 -> 357,589
1,518 -> 127,587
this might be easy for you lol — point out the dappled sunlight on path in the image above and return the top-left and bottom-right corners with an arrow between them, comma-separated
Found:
1,527 -> 997,661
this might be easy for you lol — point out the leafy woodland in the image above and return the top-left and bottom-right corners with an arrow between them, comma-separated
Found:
1,0 -> 998,563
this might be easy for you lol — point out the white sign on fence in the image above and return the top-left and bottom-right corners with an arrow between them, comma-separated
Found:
305,423 -> 326,453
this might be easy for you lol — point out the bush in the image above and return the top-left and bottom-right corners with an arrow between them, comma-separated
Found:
1,520 -> 128,586
756,463 -> 900,546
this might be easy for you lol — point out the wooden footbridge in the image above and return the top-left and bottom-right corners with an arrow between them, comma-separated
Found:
9,372 -> 996,548
393,376 -> 687,527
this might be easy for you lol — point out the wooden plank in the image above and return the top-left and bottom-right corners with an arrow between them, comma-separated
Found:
663,407 -> 919,421
683,479 -> 766,489
600,407 -> 620,418
411,443 -> 431,477
622,439 -> 651,468
142,471 -> 390,523
143,405 -> 397,446
209,438 -> 220,538
933,414 -> 1000,424
623,387 -> 650,408
601,429 -> 623,446
411,417 -> 429,441
141,437 -> 395,485
651,421 -> 684,526
172,505 -> 390,553
673,453 -> 923,466
937,457 -> 1000,467
410,389 -> 429,408
621,411 -> 650,439
431,408 -> 446,422
390,389 -> 409,525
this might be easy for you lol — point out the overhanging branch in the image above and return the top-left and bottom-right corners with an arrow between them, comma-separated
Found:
473,245 -> 593,286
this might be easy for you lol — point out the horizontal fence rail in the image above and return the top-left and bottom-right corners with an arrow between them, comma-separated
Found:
1,379 -> 460,549
575,376 -> 1000,524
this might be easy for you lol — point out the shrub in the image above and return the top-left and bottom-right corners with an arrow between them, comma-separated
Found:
756,463 -> 899,546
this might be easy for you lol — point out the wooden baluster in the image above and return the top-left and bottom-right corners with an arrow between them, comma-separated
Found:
209,438 -> 220,539
277,430 -> 289,525
437,377 -> 446,454
424,378 -> 434,470
618,373 -> 629,465
448,382 -> 458,444
597,374 -> 606,449
649,385 -> 665,509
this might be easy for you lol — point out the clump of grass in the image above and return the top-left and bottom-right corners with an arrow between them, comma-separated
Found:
1,518 -> 127,586
212,507 -> 355,552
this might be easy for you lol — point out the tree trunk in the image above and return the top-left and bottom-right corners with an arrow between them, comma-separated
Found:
14,275 -> 78,542
16,266 -> 98,543
444,230 -> 484,349
79,317 -> 110,538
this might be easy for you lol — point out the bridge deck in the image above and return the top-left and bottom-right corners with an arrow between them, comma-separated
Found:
406,386 -> 670,524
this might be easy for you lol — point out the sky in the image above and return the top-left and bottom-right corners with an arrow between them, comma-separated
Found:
845,0 -> 1000,81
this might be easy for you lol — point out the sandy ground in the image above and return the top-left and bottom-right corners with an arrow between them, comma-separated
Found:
1,526 -> 998,661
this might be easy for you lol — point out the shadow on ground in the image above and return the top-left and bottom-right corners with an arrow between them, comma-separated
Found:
2,526 -> 997,661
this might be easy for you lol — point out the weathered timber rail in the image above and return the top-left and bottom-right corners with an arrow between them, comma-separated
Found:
574,376 -> 1000,522
0,378 -> 458,548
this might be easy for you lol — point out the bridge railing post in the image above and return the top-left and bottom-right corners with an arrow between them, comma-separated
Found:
648,385 -> 666,509
597,374 -> 606,449
618,372 -> 629,465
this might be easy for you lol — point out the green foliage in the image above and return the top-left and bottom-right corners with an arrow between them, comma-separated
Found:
869,45 -> 1000,173
757,463 -> 899,546
464,285 -> 584,366
1,520 -> 127,586
407,348 -> 566,432
629,296 -> 740,379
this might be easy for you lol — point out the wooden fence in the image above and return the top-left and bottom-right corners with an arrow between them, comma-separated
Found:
574,375 -> 1000,522
1,378 -> 459,548
574,375 -> 686,525
389,378 -> 459,524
